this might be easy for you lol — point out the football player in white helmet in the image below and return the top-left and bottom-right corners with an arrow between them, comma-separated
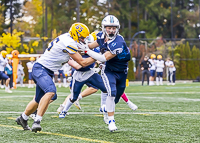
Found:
78,15 -> 133,132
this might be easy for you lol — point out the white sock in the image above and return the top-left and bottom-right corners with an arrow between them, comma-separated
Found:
106,96 -> 115,112
63,78 -> 66,85
101,92 -> 107,107
156,77 -> 159,85
35,115 -> 42,122
108,115 -> 114,121
63,99 -> 73,112
160,77 -> 163,84
5,86 -> 8,90
78,94 -> 82,100
22,112 -> 29,120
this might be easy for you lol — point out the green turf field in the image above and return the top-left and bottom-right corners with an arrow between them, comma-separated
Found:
0,82 -> 200,143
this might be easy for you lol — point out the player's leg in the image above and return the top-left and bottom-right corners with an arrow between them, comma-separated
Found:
9,74 -> 13,89
59,79 -> 85,118
16,99 -> 38,130
61,70 -> 67,87
1,72 -> 12,93
101,70 -> 117,131
172,71 -> 176,85
156,72 -> 159,86
74,84 -> 98,110
159,72 -> 163,85
141,70 -> 145,86
147,70 -> 150,85
58,70 -> 62,88
86,73 -> 108,123
28,72 -> 31,88
31,63 -> 56,132
121,93 -> 138,111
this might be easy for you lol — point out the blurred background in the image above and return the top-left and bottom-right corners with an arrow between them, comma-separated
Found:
0,0 -> 200,81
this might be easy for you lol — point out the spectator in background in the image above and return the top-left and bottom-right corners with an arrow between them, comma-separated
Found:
148,54 -> 156,86
57,64 -> 67,88
140,56 -> 151,86
26,57 -> 35,88
17,61 -> 25,87
5,57 -> 13,89
155,55 -> 164,86
165,58 -> 176,85
0,50 -> 12,93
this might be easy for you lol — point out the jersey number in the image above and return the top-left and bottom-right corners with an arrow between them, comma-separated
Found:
47,37 -> 60,51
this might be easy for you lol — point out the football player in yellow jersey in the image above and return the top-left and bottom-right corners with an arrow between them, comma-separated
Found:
16,23 -> 96,133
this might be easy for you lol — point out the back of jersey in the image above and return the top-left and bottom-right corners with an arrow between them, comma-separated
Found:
37,33 -> 78,72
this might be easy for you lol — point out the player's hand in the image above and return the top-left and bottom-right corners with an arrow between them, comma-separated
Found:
99,63 -> 105,69
90,67 -> 100,73
77,42 -> 90,52
141,67 -> 144,70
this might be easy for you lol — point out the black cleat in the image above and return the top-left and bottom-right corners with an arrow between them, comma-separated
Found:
15,115 -> 31,130
32,120 -> 42,133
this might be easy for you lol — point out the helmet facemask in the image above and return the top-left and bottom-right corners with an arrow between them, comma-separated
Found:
102,25 -> 119,40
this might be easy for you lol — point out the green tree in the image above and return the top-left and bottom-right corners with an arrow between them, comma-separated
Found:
185,42 -> 192,79
191,46 -> 199,79
127,51 -> 135,80
179,44 -> 187,79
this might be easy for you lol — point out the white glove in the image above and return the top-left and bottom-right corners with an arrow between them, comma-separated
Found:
77,42 -> 90,53
99,63 -> 105,69
90,67 -> 100,73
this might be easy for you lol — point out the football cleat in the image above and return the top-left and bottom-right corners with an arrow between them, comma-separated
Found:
108,120 -> 117,132
167,83 -> 171,85
32,120 -> 42,133
172,83 -> 175,85
127,101 -> 138,111
5,89 -> 12,93
29,110 -> 37,120
59,111 -> 68,118
15,115 -> 31,130
103,112 -> 109,125
29,114 -> 36,120
57,104 -> 64,114
73,100 -> 81,110
99,104 -> 107,113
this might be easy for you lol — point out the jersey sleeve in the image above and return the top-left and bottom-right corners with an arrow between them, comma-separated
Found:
96,32 -> 103,46
108,41 -> 124,55
63,41 -> 78,54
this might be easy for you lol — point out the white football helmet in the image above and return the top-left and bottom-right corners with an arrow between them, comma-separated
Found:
101,15 -> 120,40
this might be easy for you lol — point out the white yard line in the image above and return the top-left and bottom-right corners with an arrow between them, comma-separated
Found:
1,111 -> 200,115
1,95 -> 200,102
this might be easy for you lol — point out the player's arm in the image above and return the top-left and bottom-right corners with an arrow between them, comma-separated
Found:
68,59 -> 82,70
88,41 -> 99,49
68,52 -> 96,67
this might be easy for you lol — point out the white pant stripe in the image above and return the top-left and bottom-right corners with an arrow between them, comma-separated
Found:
101,66 -> 111,96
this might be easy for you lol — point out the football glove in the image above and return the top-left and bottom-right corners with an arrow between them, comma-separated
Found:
90,67 -> 100,73
77,42 -> 90,53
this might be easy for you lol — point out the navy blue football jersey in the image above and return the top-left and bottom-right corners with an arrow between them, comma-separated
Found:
97,31 -> 130,72
77,47 -> 100,71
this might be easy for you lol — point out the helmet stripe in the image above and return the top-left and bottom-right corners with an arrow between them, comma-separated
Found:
110,16 -> 114,23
